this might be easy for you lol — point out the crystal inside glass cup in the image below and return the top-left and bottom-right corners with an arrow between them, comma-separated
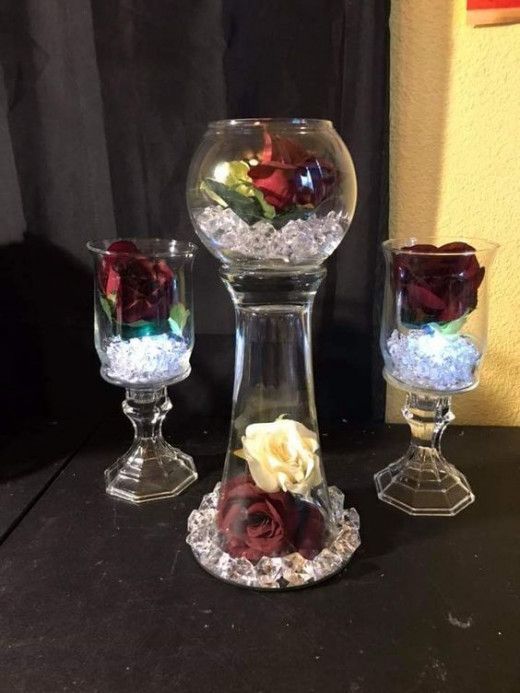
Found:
375,237 -> 498,516
87,238 -> 198,503
186,118 -> 361,589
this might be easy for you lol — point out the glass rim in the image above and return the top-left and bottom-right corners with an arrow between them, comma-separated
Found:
86,238 -> 198,259
208,117 -> 333,129
382,237 -> 499,256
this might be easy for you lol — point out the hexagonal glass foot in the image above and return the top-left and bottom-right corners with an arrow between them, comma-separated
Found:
105,388 -> 198,504
375,393 -> 475,516
374,459 -> 475,517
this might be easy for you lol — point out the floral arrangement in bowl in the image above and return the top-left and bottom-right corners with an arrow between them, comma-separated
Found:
201,132 -> 336,230
187,119 -> 357,266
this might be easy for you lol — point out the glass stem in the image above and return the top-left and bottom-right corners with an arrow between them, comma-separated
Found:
124,387 -> 171,445
374,391 -> 474,515
220,268 -> 328,503
104,386 -> 197,503
402,393 -> 454,478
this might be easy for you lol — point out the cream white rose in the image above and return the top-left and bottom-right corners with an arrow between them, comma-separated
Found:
238,418 -> 322,496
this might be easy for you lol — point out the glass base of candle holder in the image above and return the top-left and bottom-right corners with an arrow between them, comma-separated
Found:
105,387 -> 197,504
374,391 -> 475,516
374,460 -> 475,517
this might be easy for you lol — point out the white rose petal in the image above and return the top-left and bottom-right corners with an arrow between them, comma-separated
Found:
239,418 -> 322,496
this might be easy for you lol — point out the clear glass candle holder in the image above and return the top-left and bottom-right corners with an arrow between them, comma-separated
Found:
87,238 -> 198,503
376,237 -> 498,516
185,118 -> 361,589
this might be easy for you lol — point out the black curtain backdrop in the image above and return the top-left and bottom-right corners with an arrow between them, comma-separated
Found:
0,0 -> 389,434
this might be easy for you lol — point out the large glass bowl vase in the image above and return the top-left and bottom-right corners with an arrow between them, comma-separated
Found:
87,239 -> 198,503
376,237 -> 498,516
186,118 -> 360,589
187,118 -> 356,269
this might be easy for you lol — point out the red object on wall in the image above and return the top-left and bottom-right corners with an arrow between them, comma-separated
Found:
467,0 -> 520,25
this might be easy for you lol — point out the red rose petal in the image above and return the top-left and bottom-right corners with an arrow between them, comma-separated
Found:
216,475 -> 325,561
407,283 -> 446,311
104,266 -> 120,296
107,240 -> 139,254
296,502 -> 325,560
438,242 -> 476,254
259,132 -> 308,167
249,166 -> 294,210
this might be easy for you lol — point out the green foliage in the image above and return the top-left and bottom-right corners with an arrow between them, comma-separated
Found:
99,295 -> 113,321
203,179 -> 267,225
431,313 -> 469,337
169,303 -> 190,337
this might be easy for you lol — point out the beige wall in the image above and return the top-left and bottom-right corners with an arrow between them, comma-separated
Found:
387,0 -> 520,425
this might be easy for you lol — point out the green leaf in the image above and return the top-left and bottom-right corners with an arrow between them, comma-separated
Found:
216,161 -> 255,197
200,180 -> 227,207
169,303 -> 190,337
431,313 -> 469,336
121,321 -> 163,339
251,188 -> 276,219
202,179 -> 266,225
271,206 -> 313,229
203,178 -> 318,227
99,295 -> 113,321
121,319 -> 151,328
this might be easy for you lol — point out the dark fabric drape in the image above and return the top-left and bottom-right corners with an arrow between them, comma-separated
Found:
0,0 -> 389,432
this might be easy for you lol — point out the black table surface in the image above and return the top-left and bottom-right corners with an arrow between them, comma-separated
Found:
1,417 -> 519,693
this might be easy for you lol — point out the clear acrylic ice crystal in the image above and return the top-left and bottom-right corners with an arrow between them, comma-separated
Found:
282,553 -> 315,586
329,486 -> 346,523
194,206 -> 346,265
104,334 -> 190,386
387,329 -> 481,392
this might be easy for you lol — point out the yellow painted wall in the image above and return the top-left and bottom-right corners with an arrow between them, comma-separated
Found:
387,0 -> 520,425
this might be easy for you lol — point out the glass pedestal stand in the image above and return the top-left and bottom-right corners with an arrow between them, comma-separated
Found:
105,387 -> 198,503
187,268 -> 360,589
374,391 -> 475,516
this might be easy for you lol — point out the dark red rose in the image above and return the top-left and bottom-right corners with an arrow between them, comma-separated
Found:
248,132 -> 336,211
99,241 -> 174,324
217,475 -> 325,562
394,242 -> 485,326
260,132 -> 309,167
294,158 -> 336,207
249,165 -> 295,210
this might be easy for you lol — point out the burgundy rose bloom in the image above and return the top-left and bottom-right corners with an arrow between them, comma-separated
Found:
249,165 -> 295,210
394,242 -> 485,326
99,241 -> 174,324
217,475 -> 325,562
294,158 -> 336,207
248,132 -> 336,212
